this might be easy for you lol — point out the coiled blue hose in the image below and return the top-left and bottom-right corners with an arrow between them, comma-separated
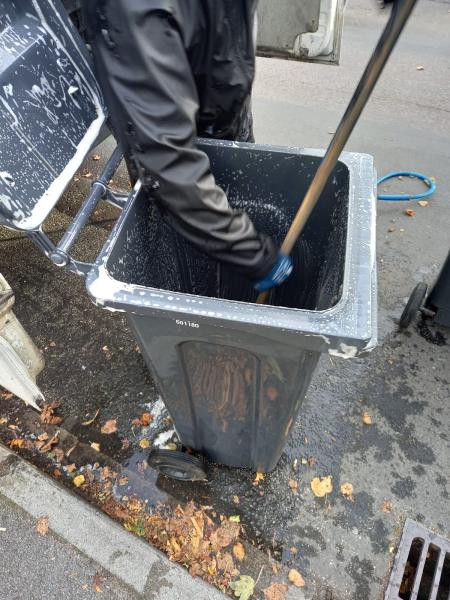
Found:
377,171 -> 436,201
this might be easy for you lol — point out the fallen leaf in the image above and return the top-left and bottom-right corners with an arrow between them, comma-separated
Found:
140,412 -> 153,426
290,546 -> 298,555
93,573 -> 104,593
271,563 -> 280,575
121,437 -> 130,450
40,401 -> 64,425
253,472 -> 264,485
264,583 -> 288,600
8,424 -> 19,431
66,463 -> 76,473
9,438 -> 24,448
53,448 -> 65,462
362,411 -> 372,425
405,208 -> 416,217
340,482 -> 354,501
73,474 -> 85,487
417,200 -> 429,207
53,469 -> 61,478
92,154 -> 101,161
288,479 -> 298,494
233,542 -> 245,561
210,521 -> 240,549
217,552 -> 236,574
232,495 -> 240,505
229,515 -> 240,523
139,439 -> 150,449
0,417 -> 8,425
40,433 -> 59,453
307,457 -> 316,467
382,500 -> 392,513
230,575 -> 255,600
83,171 -> 93,179
416,65 -> 425,70
36,516 -> 49,536
118,476 -> 129,486
310,476 -> 333,498
1,391 -> 13,400
288,568 -> 305,588
90,442 -> 101,452
100,419 -> 117,434
81,408 -> 100,426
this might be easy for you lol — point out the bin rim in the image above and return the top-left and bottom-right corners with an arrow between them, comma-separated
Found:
86,142 -> 377,357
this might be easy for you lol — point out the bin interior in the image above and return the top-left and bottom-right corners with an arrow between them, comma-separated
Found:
106,145 -> 349,311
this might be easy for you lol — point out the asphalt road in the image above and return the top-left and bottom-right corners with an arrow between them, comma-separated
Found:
1,0 -> 449,598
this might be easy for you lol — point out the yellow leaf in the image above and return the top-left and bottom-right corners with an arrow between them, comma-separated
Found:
90,442 -> 100,452
340,482 -> 354,501
92,154 -> 101,161
36,516 -> 49,536
233,542 -> 245,561
229,515 -> 240,523
139,439 -> 150,449
310,476 -> 333,498
73,474 -> 85,487
230,575 -> 255,599
288,568 -> 305,588
100,419 -> 117,434
253,472 -> 264,484
362,411 -> 372,425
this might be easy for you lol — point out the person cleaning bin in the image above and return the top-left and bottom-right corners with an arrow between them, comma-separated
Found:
82,0 -> 293,295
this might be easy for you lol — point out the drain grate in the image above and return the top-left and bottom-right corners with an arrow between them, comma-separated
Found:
385,519 -> 450,600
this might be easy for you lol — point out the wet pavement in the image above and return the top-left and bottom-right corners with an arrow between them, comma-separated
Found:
1,0 -> 450,597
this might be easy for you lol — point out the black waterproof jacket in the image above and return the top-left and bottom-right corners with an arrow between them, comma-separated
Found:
83,0 -> 278,279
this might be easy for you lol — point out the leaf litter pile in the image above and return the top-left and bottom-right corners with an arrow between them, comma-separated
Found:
0,398 -> 310,598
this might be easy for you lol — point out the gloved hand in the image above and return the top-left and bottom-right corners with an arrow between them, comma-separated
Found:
254,253 -> 293,292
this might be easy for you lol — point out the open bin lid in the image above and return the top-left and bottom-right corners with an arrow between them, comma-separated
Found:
0,0 -> 106,232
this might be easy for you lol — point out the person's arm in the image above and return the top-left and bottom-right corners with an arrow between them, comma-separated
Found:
87,2 -> 277,279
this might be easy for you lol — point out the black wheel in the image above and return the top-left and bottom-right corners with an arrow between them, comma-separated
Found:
399,282 -> 428,329
147,449 -> 207,482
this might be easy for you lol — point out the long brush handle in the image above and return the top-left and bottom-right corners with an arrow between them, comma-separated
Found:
256,0 -> 417,305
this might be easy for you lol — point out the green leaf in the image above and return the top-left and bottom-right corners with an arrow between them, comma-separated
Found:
124,520 -> 146,537
230,575 -> 255,600
229,515 -> 240,523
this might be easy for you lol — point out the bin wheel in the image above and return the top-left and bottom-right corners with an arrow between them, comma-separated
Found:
147,449 -> 207,482
399,282 -> 428,329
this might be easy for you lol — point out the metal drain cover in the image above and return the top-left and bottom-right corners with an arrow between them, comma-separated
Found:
385,518 -> 450,600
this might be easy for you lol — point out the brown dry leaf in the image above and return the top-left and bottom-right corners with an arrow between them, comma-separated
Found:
417,200 -> 429,207
405,208 -> 416,217
233,542 -> 245,561
8,424 -> 19,431
101,419 -> 117,435
210,521 -> 240,550
140,412 -> 153,426
362,411 -> 372,425
288,479 -> 298,494
36,516 -> 49,536
83,171 -> 93,179
139,439 -> 150,449
0,417 -> 7,425
92,154 -> 101,161
9,438 -> 25,448
232,495 -> 240,505
40,401 -> 63,425
40,433 -> 59,453
81,408 -> 100,426
90,442 -> 101,452
1,391 -> 14,400
264,583 -> 289,600
66,463 -> 76,473
73,474 -> 85,487
118,476 -> 129,486
290,546 -> 298,555
217,552 -> 235,574
310,476 -> 333,498
131,418 -> 141,427
340,482 -> 354,501
53,469 -> 62,478
307,457 -> 316,467
382,500 -> 392,513
288,568 -> 305,588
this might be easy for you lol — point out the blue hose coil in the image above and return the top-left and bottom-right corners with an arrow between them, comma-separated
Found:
377,171 -> 436,201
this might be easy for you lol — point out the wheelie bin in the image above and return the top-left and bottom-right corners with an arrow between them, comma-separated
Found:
86,139 -> 377,472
